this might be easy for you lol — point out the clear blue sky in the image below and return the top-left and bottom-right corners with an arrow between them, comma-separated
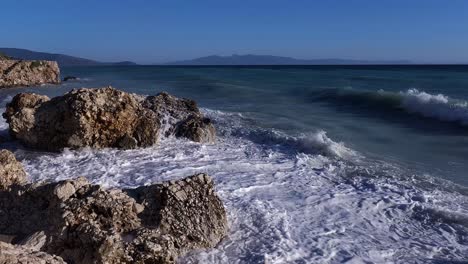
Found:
1,0 -> 467,64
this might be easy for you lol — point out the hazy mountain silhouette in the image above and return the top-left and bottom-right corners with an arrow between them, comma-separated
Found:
166,54 -> 411,65
0,48 -> 137,67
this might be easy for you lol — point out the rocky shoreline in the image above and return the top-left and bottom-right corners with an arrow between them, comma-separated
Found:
3,87 -> 216,151
0,59 -> 60,88
0,84 -> 228,263
0,149 -> 227,263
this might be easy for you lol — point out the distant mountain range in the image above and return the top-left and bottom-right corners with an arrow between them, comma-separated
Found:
0,48 -> 138,67
0,48 -> 412,66
166,54 -> 411,65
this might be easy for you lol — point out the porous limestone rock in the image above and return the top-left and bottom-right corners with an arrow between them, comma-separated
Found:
0,149 -> 27,190
0,60 -> 60,88
2,87 -> 216,151
0,173 -> 227,264
0,241 -> 65,264
3,87 -> 159,151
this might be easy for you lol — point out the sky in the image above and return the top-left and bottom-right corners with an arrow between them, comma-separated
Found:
1,0 -> 468,64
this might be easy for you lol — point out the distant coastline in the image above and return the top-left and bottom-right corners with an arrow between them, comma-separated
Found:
0,48 -> 138,67
165,54 -> 412,65
4,48 -> 468,67
1,48 -> 413,67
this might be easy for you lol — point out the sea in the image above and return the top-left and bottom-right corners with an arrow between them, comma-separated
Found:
1,65 -> 468,263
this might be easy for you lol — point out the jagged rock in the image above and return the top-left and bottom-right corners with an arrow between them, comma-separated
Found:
0,149 -> 27,190
2,93 -> 50,147
143,92 -> 199,121
125,173 -> 228,263
2,87 -> 216,151
3,87 -> 159,151
0,173 -> 227,263
0,60 -> 60,88
63,76 -> 78,82
0,241 -> 66,264
175,114 -> 216,143
143,92 -> 216,142
4,93 -> 50,110
18,231 -> 47,251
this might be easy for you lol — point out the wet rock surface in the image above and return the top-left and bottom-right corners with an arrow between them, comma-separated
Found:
0,149 -> 27,190
0,171 -> 227,263
0,60 -> 60,88
3,87 -> 216,151
175,114 -> 216,143
143,91 -> 216,142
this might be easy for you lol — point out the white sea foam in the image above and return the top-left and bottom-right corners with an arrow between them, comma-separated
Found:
0,108 -> 8,135
202,109 -> 359,161
0,106 -> 467,263
0,95 -> 12,106
293,130 -> 358,160
400,89 -> 468,125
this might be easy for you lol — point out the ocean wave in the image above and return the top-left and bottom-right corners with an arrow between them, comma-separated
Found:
267,130 -> 358,160
203,109 -> 358,160
400,89 -> 468,125
313,88 -> 468,126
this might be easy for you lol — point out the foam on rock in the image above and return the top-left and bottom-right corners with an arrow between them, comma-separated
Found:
143,92 -> 216,142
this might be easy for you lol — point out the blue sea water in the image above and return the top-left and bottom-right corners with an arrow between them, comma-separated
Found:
1,65 -> 468,263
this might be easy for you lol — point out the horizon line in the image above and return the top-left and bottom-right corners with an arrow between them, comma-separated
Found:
3,47 -> 468,65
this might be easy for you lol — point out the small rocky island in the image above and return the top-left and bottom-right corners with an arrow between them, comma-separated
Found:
0,84 -> 227,263
0,53 -> 60,88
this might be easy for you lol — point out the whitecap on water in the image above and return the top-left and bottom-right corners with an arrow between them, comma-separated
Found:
400,88 -> 468,125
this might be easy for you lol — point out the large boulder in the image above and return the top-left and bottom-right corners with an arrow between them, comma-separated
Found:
142,92 -> 216,143
3,87 -> 159,151
0,60 -> 60,88
2,87 -> 216,151
0,149 -> 27,190
0,173 -> 228,263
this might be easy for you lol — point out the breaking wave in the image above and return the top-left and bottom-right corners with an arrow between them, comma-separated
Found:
401,89 -> 468,125
313,88 -> 468,126
203,109 -> 358,160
